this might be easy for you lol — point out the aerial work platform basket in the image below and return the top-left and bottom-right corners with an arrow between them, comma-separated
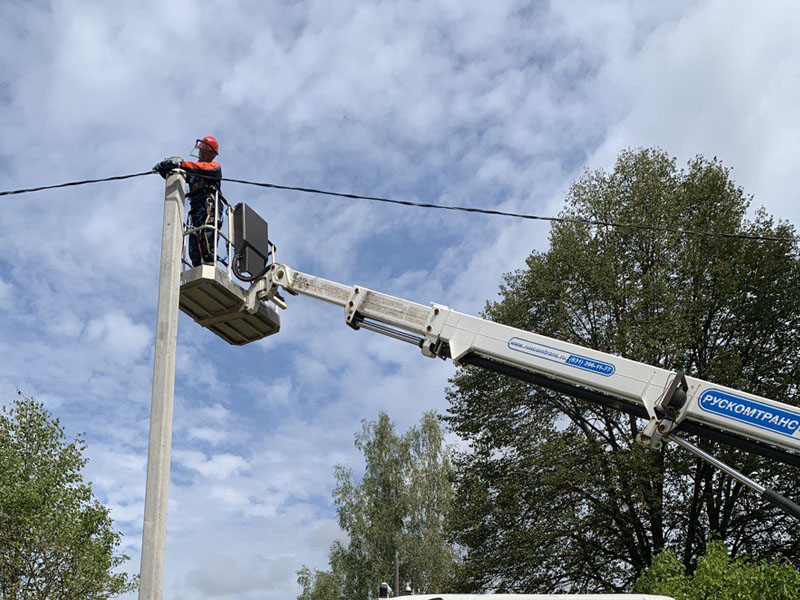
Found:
179,264 -> 280,345
178,192 -> 280,345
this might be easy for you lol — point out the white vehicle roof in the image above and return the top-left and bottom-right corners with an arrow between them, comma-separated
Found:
394,595 -> 674,600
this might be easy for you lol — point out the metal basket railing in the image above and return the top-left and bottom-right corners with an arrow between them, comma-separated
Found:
181,188 -> 234,280
181,188 -> 278,283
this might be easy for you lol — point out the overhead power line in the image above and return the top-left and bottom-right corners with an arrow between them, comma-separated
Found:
218,176 -> 798,243
0,171 -> 154,196
1,169 -> 797,243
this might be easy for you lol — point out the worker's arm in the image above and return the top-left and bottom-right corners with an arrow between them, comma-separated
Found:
153,156 -> 182,177
180,160 -> 221,177
152,158 -> 222,179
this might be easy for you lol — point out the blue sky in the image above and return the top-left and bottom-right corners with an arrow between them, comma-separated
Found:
1,1 -> 799,599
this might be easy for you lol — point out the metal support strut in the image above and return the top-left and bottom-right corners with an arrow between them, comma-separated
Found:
668,434 -> 800,519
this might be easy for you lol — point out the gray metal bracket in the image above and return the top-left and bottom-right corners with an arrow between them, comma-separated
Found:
636,370 -> 689,450
345,286 -> 368,329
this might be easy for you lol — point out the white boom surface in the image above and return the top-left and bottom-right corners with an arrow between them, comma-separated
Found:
258,264 -> 800,458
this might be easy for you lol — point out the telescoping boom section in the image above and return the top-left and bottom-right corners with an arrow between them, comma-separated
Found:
239,263 -> 800,519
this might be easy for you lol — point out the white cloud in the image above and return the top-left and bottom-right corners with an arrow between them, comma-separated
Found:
305,519 -> 346,551
588,0 -> 800,225
187,426 -> 229,445
83,310 -> 152,363
245,376 -> 294,409
0,278 -> 12,310
173,450 -> 249,480
185,554 -> 296,599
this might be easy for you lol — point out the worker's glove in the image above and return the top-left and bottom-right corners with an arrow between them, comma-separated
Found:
153,157 -> 182,177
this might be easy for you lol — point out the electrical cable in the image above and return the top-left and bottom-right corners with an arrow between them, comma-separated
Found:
1,168 -> 797,243
232,250 -> 272,282
214,175 -> 799,243
0,171 -> 154,196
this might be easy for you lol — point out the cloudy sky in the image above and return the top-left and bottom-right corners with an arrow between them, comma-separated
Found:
1,1 -> 799,599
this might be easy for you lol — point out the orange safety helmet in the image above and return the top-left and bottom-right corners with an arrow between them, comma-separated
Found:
192,135 -> 219,158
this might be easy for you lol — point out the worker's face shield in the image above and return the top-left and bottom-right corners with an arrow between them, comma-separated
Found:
190,139 -> 217,160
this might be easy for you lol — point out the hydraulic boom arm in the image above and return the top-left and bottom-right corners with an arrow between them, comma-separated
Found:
246,263 -> 800,518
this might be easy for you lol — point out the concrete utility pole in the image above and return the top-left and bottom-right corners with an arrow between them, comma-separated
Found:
139,171 -> 186,600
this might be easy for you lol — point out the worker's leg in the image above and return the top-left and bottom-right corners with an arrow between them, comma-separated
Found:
189,198 -> 212,266
188,232 -> 203,267
200,228 -> 215,264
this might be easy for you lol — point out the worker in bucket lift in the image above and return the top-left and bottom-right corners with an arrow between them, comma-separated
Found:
153,136 -> 222,267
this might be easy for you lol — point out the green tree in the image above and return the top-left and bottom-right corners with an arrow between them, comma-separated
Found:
297,412 -> 458,600
0,393 -> 136,599
633,541 -> 800,599
297,566 -> 343,600
445,148 -> 800,592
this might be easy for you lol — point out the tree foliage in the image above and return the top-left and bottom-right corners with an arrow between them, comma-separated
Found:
297,566 -> 342,600
633,541 -> 800,599
0,393 -> 136,599
297,412 -> 458,600
445,148 -> 800,592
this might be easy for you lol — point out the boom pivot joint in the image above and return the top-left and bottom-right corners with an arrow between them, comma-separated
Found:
636,370 -> 689,450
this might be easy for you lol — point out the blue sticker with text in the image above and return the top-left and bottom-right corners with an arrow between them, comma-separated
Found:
698,389 -> 800,438
508,337 -> 615,377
